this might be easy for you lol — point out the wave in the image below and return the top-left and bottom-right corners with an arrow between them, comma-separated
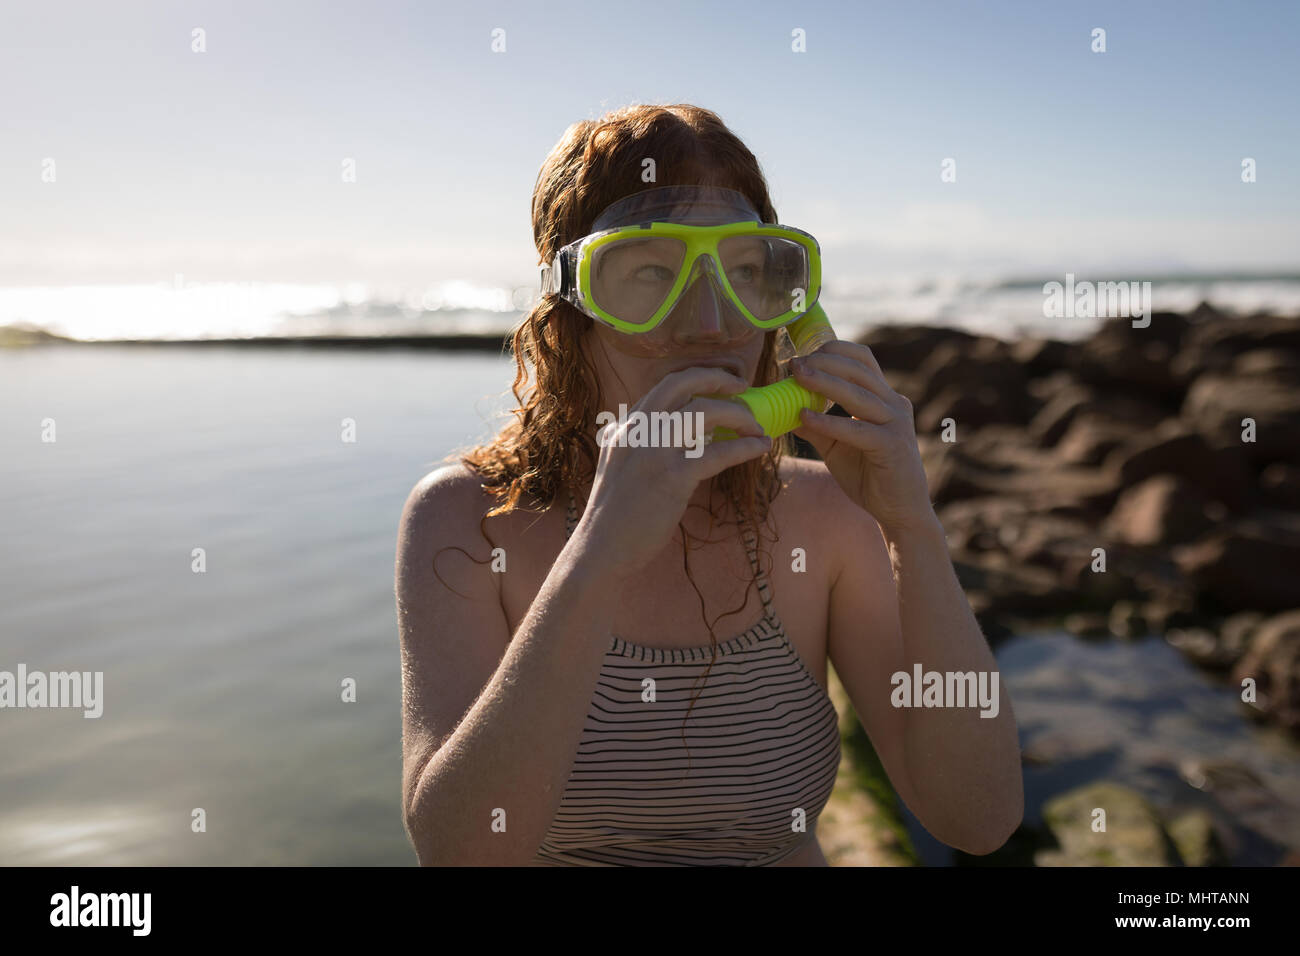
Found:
2,274 -> 1298,345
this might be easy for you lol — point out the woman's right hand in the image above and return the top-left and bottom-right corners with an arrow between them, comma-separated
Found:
571,367 -> 772,582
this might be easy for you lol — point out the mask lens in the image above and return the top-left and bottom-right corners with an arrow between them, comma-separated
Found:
607,265 -> 756,356
718,235 -> 810,321
589,237 -> 687,326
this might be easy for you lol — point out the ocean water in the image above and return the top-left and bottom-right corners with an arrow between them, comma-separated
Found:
3,274 -> 1300,345
0,345 -> 514,864
1,345 -> 1296,865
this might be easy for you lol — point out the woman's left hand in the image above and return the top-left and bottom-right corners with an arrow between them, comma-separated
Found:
789,341 -> 938,537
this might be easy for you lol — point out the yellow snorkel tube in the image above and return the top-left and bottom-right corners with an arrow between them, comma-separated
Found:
710,301 -> 837,442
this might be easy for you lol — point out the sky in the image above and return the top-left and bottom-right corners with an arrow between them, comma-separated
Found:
2,0 -> 1298,294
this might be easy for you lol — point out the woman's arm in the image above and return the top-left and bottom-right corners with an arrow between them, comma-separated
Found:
397,368 -> 771,865
826,480 -> 1024,855
788,338 -> 1023,855
396,466 -> 628,866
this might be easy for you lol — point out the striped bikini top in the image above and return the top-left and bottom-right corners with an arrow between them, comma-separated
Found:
531,488 -> 842,866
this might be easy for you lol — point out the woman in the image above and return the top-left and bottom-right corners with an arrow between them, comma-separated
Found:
396,104 -> 1023,866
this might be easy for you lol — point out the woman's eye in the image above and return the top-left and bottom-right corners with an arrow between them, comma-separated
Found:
729,264 -> 763,284
633,264 -> 675,282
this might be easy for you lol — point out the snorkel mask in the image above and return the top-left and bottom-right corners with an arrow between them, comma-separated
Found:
540,184 -> 837,439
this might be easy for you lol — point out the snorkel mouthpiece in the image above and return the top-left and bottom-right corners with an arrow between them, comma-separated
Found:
711,302 -> 836,442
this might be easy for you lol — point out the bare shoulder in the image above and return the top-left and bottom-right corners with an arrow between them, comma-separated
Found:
399,462 -> 490,541
775,454 -> 887,580
396,462 -> 502,598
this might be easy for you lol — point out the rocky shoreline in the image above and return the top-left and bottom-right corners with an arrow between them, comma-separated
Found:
854,305 -> 1300,740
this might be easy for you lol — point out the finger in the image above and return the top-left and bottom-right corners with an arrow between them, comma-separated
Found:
794,351 -> 894,404
798,407 -> 889,447
792,361 -> 895,424
680,395 -> 763,436
691,435 -> 773,479
647,367 -> 750,411
594,397 -> 762,456
789,421 -> 832,458
813,339 -> 885,379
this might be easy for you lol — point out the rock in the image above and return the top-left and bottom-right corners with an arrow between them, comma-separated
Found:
1026,370 -> 1077,405
1027,385 -> 1166,449
1019,527 -> 1174,614
1173,512 -> 1300,613
1231,610 -> 1300,734
917,384 -> 1027,432
1070,337 -> 1183,405
1166,613 -> 1257,671
1105,421 -> 1255,512
1170,316 -> 1300,390
1065,611 -> 1111,637
1170,344 -> 1236,388
1026,386 -> 1094,447
1142,595 -> 1202,634
1166,809 -> 1227,866
1020,727 -> 1113,765
1105,311 -> 1195,350
912,337 -> 1034,422
1002,514 -> 1098,571
1109,600 -> 1147,638
1166,627 -> 1237,671
1034,468 -> 1124,520
1232,348 -> 1300,381
937,496 -> 1033,554
958,424 -> 1053,468
1011,337 -> 1071,376
1057,540 -> 1178,609
1220,611 -> 1267,652
1260,463 -> 1300,510
1177,757 -> 1294,848
952,556 -> 1077,616
1180,313 -> 1300,356
1182,372 -> 1300,466
1054,414 -> 1141,467
1177,758 -> 1266,793
925,444 -> 1000,505
1173,313 -> 1300,390
856,324 -> 978,373
1103,475 -> 1217,547
1036,782 -> 1181,866
1187,300 -> 1223,326
924,436 -> 1120,517
1065,313 -> 1194,406
884,370 -> 923,406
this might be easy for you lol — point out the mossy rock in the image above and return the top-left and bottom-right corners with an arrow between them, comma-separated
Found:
1036,781 -> 1181,866
1166,809 -> 1225,866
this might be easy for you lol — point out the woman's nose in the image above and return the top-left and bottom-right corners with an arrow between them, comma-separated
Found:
668,272 -> 748,344
679,275 -> 724,332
